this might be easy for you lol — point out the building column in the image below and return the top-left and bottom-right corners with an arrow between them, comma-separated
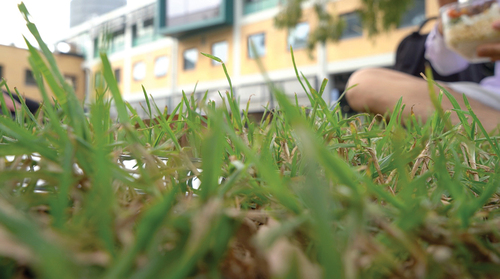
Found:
232,0 -> 243,94
170,38 -> 178,95
123,21 -> 133,96
317,41 -> 332,104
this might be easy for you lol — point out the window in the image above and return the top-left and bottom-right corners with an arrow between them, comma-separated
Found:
133,62 -> 146,81
132,18 -> 156,47
25,70 -> 37,86
132,24 -> 137,39
183,48 -> 198,70
0,65 -> 3,79
167,0 -> 222,27
243,0 -> 281,15
64,75 -> 77,90
93,37 -> 99,58
144,18 -> 154,28
288,22 -> 309,50
340,12 -> 363,39
211,41 -> 228,65
399,0 -> 426,28
248,33 -> 265,58
114,68 -> 122,83
154,56 -> 169,77
111,29 -> 126,53
94,72 -> 105,88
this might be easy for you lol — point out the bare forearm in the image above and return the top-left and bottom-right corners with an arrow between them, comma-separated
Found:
1,93 -> 18,112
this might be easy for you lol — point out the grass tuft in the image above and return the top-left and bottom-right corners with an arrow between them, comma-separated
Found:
0,4 -> 499,279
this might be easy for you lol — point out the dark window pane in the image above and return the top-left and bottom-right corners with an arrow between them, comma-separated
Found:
132,24 -> 138,39
183,48 -> 198,70
400,0 -> 426,28
114,68 -> 121,83
340,12 -> 363,39
93,37 -> 99,58
25,70 -> 37,86
0,65 -> 3,80
64,75 -> 77,90
144,18 -> 154,27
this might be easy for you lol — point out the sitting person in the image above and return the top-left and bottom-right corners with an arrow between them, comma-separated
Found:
1,91 -> 40,116
1,91 -> 20,113
345,0 -> 500,133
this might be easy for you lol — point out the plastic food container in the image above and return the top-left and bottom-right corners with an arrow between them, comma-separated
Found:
441,0 -> 500,62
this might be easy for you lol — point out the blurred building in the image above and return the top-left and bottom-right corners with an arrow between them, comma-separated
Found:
70,0 -> 127,27
63,0 -> 438,117
0,44 -> 85,102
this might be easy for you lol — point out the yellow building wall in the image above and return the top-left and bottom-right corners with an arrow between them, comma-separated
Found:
240,7 -> 318,76
238,0 -> 440,76
0,45 -> 85,102
84,0 -> 442,97
177,27 -> 233,86
90,63 -> 105,99
130,47 -> 172,94
91,59 -> 126,99
111,59 -> 125,94
326,0 -> 439,61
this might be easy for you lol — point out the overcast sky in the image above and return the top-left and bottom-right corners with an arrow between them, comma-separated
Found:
0,0 -> 140,47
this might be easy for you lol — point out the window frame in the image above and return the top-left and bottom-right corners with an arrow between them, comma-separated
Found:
398,0 -> 426,28
132,61 -> 146,81
247,32 -> 266,59
211,40 -> 229,66
183,48 -> 198,71
114,68 -> 122,83
287,21 -> 310,51
154,56 -> 169,77
25,69 -> 37,86
340,12 -> 363,40
64,75 -> 77,90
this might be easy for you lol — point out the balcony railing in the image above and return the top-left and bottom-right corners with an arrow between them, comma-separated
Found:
132,34 -> 159,47
157,0 -> 233,37
109,41 -> 125,54
243,0 -> 281,15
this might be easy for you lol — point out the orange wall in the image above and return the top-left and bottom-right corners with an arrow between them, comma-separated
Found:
240,7 -> 317,76
177,27 -> 234,85
0,44 -> 85,102
326,0 -> 439,61
130,46 -> 172,94
87,0 -> 441,94
111,59 -> 125,94
239,0 -> 440,76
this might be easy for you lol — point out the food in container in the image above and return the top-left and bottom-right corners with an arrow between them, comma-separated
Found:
441,0 -> 500,62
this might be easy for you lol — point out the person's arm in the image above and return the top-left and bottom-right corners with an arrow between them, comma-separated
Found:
1,92 -> 19,112
477,20 -> 500,61
424,26 -> 469,75
425,0 -> 470,75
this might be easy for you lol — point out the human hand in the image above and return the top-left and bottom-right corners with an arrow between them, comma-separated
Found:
438,0 -> 457,7
1,93 -> 20,112
437,0 -> 458,34
477,20 -> 500,60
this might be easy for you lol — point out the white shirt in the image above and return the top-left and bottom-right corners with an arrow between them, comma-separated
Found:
425,26 -> 500,96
